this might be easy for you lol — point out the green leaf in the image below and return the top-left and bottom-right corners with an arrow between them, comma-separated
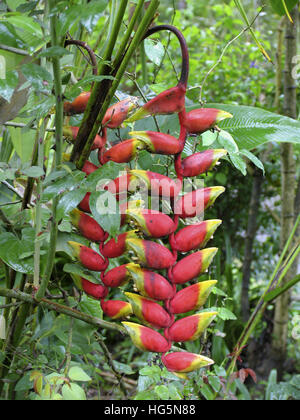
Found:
229,153 -> 247,175
202,131 -> 218,147
218,130 -> 239,153
63,263 -> 99,284
68,366 -> 91,382
8,126 -> 36,163
21,63 -> 53,93
38,46 -> 72,58
144,39 -> 165,66
22,166 -> 45,178
56,187 -> 87,221
240,150 -> 265,174
61,383 -> 86,400
0,22 -> 25,48
0,232 -> 34,274
5,15 -> 44,51
0,71 -> 19,102
112,361 -> 135,375
79,294 -> 103,319
206,103 -> 300,150
155,385 -> 170,400
89,191 -> 120,237
270,0 -> 298,17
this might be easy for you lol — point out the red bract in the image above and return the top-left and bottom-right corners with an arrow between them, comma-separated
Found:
127,264 -> 174,301
182,108 -> 232,134
126,238 -> 176,269
162,352 -> 214,373
68,241 -> 108,272
78,192 -> 91,213
102,264 -> 134,288
81,278 -> 108,300
169,281 -> 217,314
102,97 -> 138,129
122,322 -> 170,353
169,220 -> 222,252
129,131 -> 182,155
101,139 -> 144,164
125,84 -> 186,122
182,149 -> 227,177
70,209 -> 108,243
174,187 -> 225,218
126,209 -> 176,238
82,161 -> 99,176
101,300 -> 132,319
167,312 -> 217,342
171,248 -> 218,284
64,91 -> 91,115
125,293 -> 172,329
101,231 -> 137,258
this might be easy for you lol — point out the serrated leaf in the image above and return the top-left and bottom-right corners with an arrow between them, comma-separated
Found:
68,366 -> 91,382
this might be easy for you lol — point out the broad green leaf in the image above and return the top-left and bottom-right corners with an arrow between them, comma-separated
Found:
8,126 -> 35,163
202,130 -> 218,147
68,366 -> 91,382
145,39 -> 165,66
112,361 -> 135,375
56,187 -> 87,221
0,232 -> 34,274
155,384 -> 170,400
270,0 -> 298,17
61,383 -> 86,400
63,263 -> 99,284
206,103 -> 300,149
217,130 -> 239,153
0,22 -> 25,49
38,47 -> 72,58
89,191 -> 120,237
229,153 -> 247,175
240,149 -> 265,174
21,63 -> 53,94
0,71 -> 19,103
79,294 -> 103,319
5,15 -> 44,51
22,166 -> 45,178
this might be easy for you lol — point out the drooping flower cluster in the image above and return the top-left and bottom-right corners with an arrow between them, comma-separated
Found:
66,25 -> 232,378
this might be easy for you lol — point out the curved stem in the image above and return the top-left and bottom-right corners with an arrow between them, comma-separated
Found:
64,39 -> 98,76
143,24 -> 190,87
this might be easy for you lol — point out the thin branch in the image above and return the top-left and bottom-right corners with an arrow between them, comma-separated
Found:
65,39 -> 98,76
2,122 -> 55,132
0,287 -> 126,333
199,7 -> 265,104
0,44 -> 30,56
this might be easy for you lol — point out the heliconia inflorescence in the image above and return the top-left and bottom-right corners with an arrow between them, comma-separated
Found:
66,24 -> 232,379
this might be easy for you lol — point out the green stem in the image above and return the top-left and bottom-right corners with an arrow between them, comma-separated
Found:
225,216 -> 300,380
76,0 -> 160,169
0,288 -> 125,333
70,0 -> 129,164
35,0 -> 63,301
113,0 -> 146,67
33,120 -> 46,289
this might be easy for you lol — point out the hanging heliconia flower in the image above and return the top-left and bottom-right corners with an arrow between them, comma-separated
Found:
67,24 -> 232,380
182,108 -> 233,134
